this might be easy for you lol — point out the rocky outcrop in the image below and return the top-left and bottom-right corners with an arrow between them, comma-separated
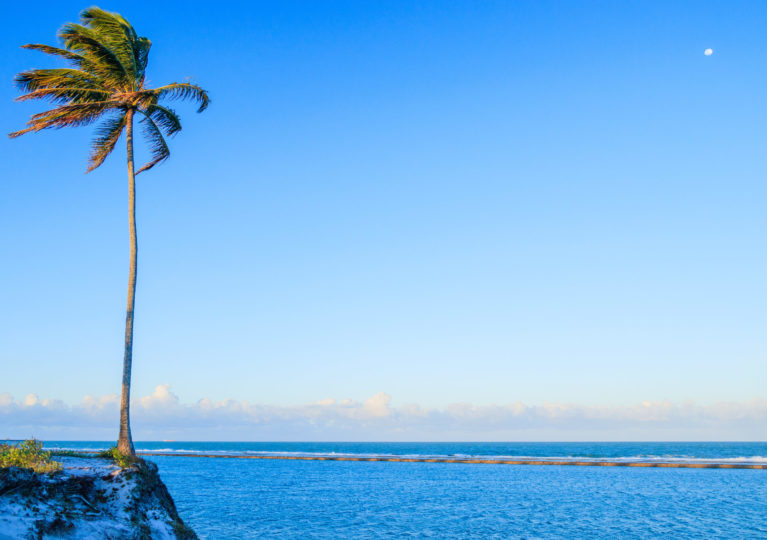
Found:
0,456 -> 196,539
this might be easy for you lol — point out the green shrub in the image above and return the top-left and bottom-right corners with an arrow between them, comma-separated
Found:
96,446 -> 139,468
0,439 -> 62,473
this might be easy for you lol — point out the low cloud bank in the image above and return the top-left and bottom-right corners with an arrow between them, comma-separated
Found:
1,385 -> 765,441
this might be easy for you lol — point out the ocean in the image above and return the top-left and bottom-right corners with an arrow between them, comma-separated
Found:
47,442 -> 767,538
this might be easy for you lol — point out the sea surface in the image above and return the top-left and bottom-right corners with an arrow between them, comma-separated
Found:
46,442 -> 767,538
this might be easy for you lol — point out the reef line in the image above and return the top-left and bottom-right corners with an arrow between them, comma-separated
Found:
137,453 -> 767,469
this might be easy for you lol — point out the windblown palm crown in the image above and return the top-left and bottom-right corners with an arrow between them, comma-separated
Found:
10,7 -> 208,172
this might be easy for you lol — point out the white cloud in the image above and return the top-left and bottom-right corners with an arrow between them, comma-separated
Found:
0,385 -> 765,441
138,384 -> 179,410
363,392 -> 392,418
82,393 -> 119,412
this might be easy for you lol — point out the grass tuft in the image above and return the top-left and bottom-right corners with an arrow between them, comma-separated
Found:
0,439 -> 62,473
96,446 -> 139,468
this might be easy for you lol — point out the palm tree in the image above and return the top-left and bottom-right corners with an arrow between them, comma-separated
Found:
10,7 -> 209,456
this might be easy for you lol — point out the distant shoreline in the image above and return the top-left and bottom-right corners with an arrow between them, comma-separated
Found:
137,452 -> 767,469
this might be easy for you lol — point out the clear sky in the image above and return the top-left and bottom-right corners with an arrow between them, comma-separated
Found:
1,1 -> 766,439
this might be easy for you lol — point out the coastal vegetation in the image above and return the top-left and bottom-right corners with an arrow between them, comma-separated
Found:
9,7 -> 209,456
0,439 -> 61,474
97,446 -> 139,468
0,439 -> 139,472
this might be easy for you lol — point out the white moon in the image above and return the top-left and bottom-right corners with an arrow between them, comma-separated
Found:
704,48 -> 713,56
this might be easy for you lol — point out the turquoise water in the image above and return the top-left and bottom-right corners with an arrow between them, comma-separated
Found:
48,442 -> 767,538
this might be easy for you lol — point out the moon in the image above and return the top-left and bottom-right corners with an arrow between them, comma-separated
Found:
704,48 -> 713,56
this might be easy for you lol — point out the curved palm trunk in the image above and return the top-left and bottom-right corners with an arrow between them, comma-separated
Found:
118,109 -> 137,456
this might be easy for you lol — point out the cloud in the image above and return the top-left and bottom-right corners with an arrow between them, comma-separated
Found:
0,385 -> 765,441
139,384 -> 179,410
82,393 -> 119,412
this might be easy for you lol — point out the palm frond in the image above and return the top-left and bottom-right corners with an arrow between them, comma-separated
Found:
143,104 -> 181,136
136,112 -> 170,174
81,7 -> 138,42
15,68 -> 103,93
133,37 -> 151,83
80,7 -> 140,82
21,43 -> 84,62
9,101 -> 120,138
58,23 -> 129,88
28,101 -> 117,121
17,87 -> 111,105
87,113 -> 127,171
21,43 -> 114,78
150,83 -> 210,112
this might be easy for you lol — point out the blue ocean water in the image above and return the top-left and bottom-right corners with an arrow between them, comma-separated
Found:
47,442 -> 767,538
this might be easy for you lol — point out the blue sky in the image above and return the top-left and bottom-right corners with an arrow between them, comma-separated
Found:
1,1 -> 766,439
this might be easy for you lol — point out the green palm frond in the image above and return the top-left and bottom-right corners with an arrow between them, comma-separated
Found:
81,7 -> 137,41
150,83 -> 210,112
145,104 -> 181,136
21,43 -> 85,62
15,68 -> 104,93
88,113 -> 128,171
79,7 -> 142,82
21,43 -> 109,79
59,23 -> 130,88
10,101 -> 121,138
16,87 -> 111,105
136,112 -> 170,174
133,37 -> 151,83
